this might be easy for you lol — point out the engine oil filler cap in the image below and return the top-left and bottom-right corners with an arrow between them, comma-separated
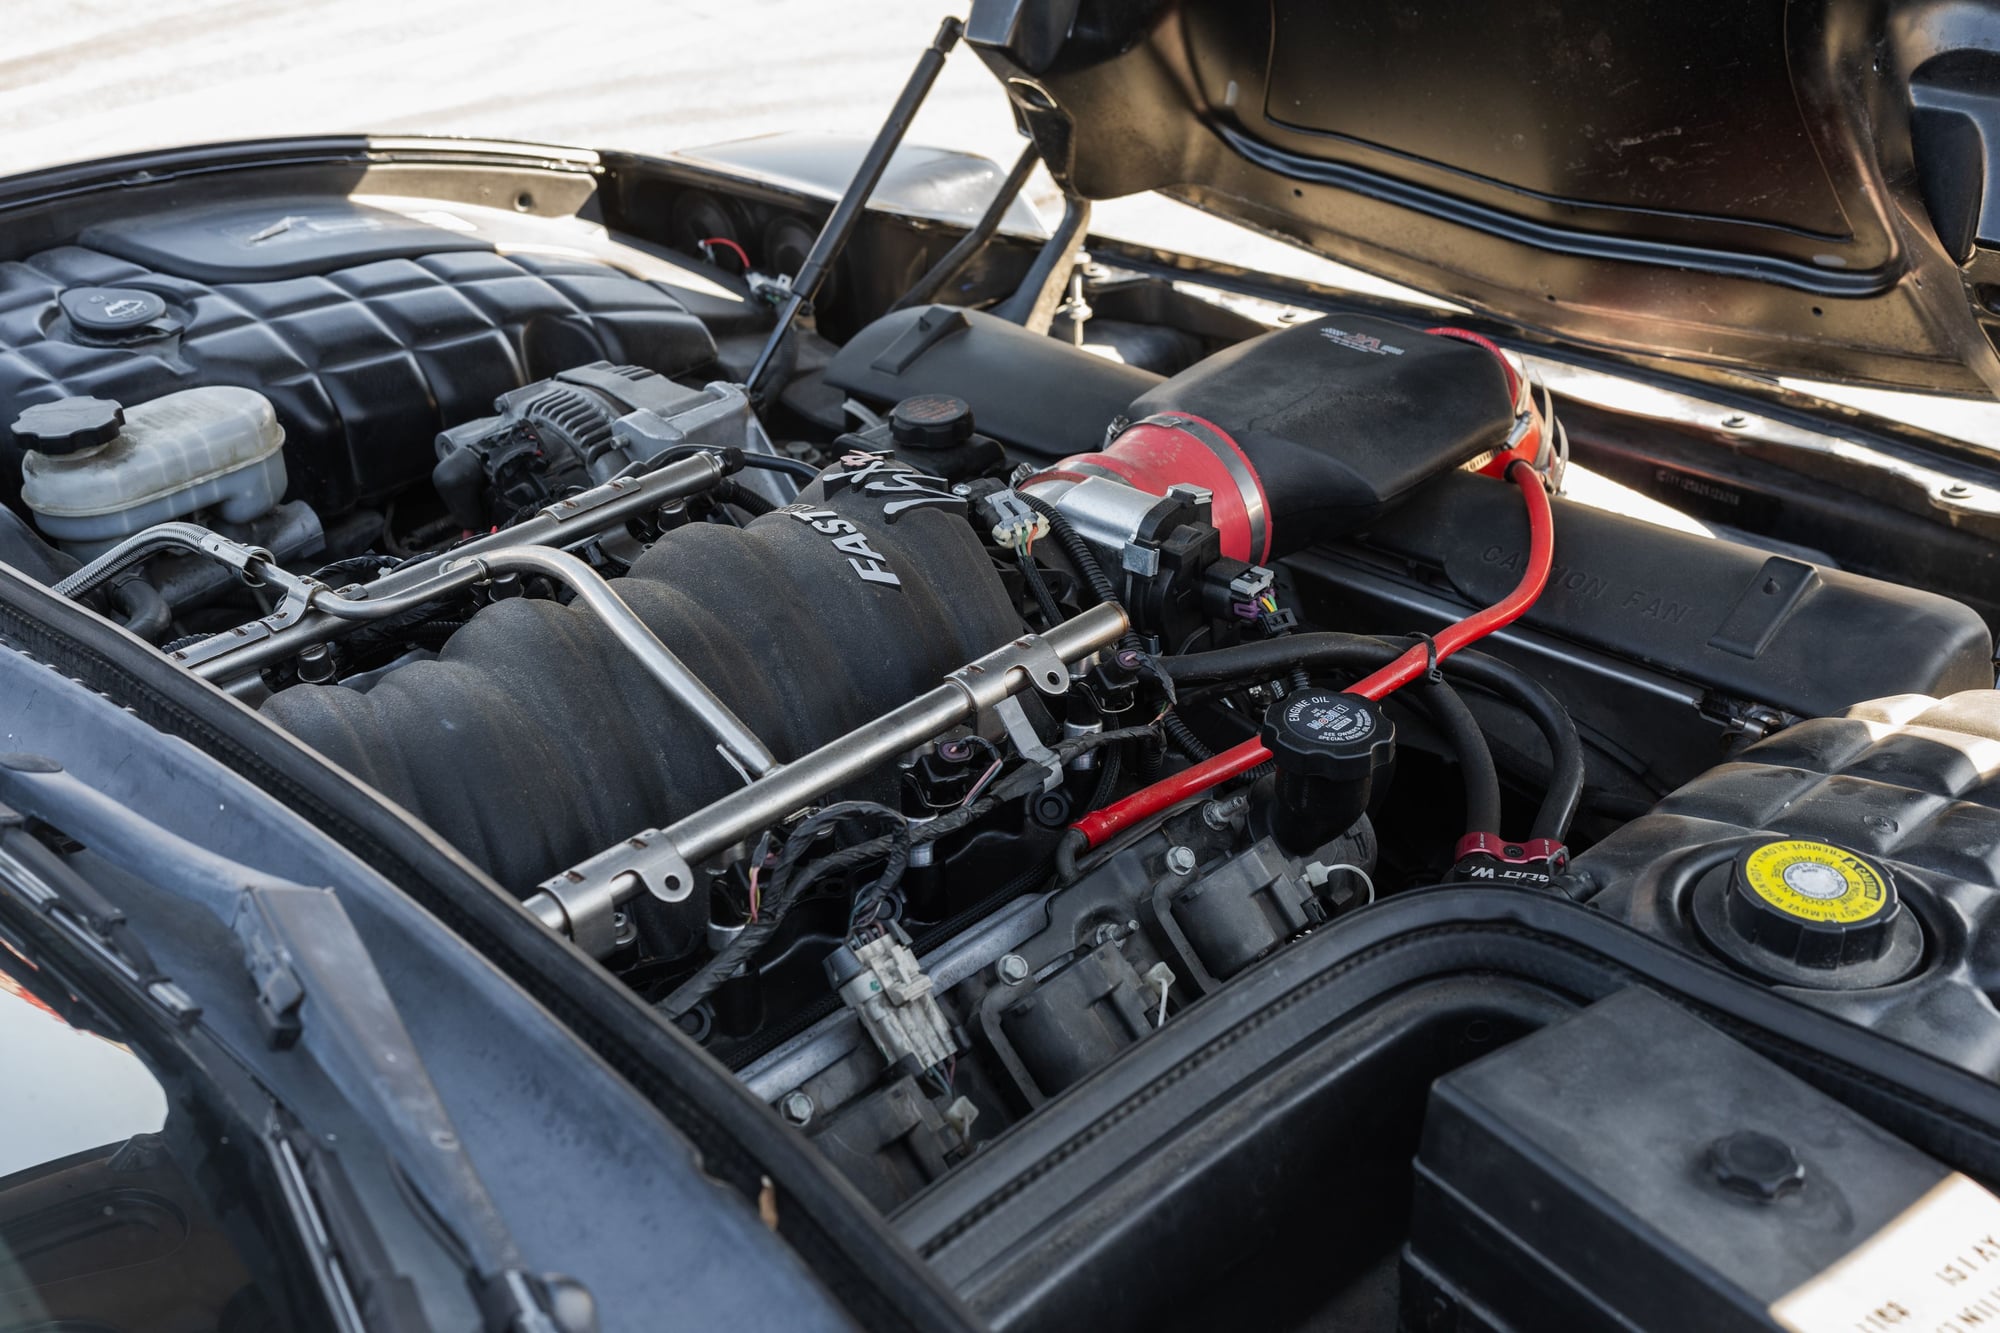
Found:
1694,838 -> 1923,989
1258,689 -> 1394,854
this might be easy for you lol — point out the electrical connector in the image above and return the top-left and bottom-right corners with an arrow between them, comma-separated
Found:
1228,565 -> 1277,604
980,488 -> 1049,551
1255,608 -> 1300,637
825,922 -> 958,1075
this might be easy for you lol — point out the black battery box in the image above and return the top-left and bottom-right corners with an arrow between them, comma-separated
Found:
1404,987 -> 1980,1332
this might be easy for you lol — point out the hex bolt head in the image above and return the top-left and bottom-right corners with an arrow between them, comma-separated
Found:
779,1091 -> 815,1126
1202,796 -> 1250,831
1165,845 -> 1198,877
997,953 -> 1031,985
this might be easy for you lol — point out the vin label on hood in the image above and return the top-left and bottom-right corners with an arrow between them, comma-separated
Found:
1771,1173 -> 2000,1332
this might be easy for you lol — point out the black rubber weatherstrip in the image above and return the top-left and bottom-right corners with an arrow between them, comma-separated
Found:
1217,125 -> 1890,298
0,565 -> 978,1333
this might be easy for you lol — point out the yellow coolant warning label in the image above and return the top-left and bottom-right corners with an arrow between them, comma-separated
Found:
1741,840 -> 1888,924
1772,1173 -> 2000,1332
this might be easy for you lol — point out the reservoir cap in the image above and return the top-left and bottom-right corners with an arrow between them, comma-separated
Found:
890,394 -> 975,450
1725,839 -> 1900,969
1261,689 -> 1391,779
59,286 -> 169,338
10,396 -> 125,456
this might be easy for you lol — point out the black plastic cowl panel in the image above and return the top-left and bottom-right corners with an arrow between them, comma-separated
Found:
0,240 -> 716,516
1353,471 -> 1995,722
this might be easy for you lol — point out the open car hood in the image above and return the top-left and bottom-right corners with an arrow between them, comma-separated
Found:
967,0 -> 2000,399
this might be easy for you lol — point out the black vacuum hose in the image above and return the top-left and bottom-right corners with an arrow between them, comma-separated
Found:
1162,633 -> 1580,841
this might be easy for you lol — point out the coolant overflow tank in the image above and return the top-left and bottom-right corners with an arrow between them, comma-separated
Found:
16,386 -> 286,557
1569,690 -> 2000,1075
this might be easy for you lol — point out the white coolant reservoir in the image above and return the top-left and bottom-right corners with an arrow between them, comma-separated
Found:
15,387 -> 287,557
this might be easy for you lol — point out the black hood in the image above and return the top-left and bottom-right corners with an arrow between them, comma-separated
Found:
968,0 -> 2000,399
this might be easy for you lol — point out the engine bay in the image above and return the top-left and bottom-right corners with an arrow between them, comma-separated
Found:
3,102 -> 2000,1330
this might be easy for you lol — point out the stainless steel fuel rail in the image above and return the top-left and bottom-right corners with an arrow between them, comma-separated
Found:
523,601 -> 1130,957
79,454 -> 773,780
171,450 -> 731,680
54,521 -> 277,600
164,532 -> 774,781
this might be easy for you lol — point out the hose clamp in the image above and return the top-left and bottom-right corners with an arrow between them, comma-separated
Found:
1452,833 -> 1569,890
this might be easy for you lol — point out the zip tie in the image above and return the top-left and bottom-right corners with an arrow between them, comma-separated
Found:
1412,632 -> 1443,684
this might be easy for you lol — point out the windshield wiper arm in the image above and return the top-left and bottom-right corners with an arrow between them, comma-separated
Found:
0,798 -> 201,1029
0,753 -> 591,1333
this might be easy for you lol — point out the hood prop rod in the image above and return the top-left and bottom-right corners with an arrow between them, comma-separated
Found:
892,141 -> 1041,312
745,15 -> 963,401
